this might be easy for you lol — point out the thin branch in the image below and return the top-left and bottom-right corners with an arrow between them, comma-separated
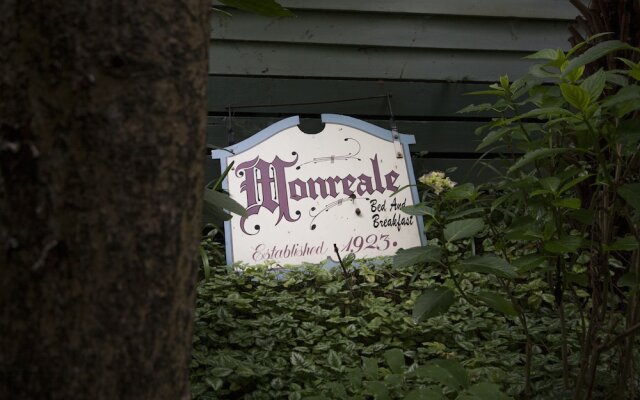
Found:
333,244 -> 353,293
600,322 -> 640,353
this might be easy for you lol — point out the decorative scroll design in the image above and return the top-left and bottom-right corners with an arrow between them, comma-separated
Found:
308,195 -> 368,230
296,138 -> 361,170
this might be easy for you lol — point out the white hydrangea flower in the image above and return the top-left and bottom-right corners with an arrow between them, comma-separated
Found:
418,171 -> 456,194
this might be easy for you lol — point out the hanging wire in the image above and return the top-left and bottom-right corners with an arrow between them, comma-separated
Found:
224,94 -> 393,148
386,94 -> 398,134
223,94 -> 389,111
226,106 -> 235,146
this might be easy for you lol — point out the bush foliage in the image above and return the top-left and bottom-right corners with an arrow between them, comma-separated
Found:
192,37 -> 640,400
190,253 -> 598,399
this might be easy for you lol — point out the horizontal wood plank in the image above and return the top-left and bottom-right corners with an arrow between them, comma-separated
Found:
208,76 -> 498,118
210,41 -> 533,81
207,116 -> 487,153
411,157 -> 505,184
212,0 -> 578,20
211,10 -> 572,52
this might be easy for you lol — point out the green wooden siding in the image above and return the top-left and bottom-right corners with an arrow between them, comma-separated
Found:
211,11 -> 572,52
206,1 -> 578,184
212,0 -> 578,19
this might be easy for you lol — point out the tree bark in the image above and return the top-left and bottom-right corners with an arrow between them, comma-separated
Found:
0,1 -> 209,399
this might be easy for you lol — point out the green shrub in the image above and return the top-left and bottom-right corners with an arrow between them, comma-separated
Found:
189,256 -> 590,399
404,37 -> 640,398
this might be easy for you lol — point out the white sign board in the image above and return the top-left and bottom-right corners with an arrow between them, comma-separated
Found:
212,114 -> 425,266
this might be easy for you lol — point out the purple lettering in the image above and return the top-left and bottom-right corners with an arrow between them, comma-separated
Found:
289,178 -> 307,201
342,174 -> 357,196
371,155 -> 385,194
307,177 -> 328,199
385,170 -> 400,191
236,154 -> 300,234
325,177 -> 341,198
235,153 -> 404,230
357,174 -> 374,196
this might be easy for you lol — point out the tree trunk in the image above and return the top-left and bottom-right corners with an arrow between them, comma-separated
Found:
0,1 -> 209,399
569,0 -> 640,70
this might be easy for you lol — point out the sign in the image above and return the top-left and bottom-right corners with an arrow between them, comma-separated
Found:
212,114 -> 425,266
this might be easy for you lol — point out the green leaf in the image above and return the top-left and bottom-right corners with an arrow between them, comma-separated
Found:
362,357 -> 379,380
618,183 -> 640,211
539,177 -> 562,192
270,377 -> 284,390
199,246 -> 211,280
446,207 -> 484,221
466,382 -> 512,400
383,348 -> 405,374
204,188 -> 246,216
619,58 -> 640,80
219,0 -> 294,17
525,48 -> 562,61
401,203 -> 436,217
580,69 -> 606,101
604,236 -> 640,251
457,103 -> 493,113
568,208 -> 596,225
416,364 -> 461,389
602,85 -> 640,108
605,71 -> 629,86
529,64 -> 560,78
564,64 -> 586,82
236,365 -> 255,376
327,350 -> 342,370
475,291 -> 518,316
504,219 -> 543,242
615,120 -> 640,146
508,148 -> 571,174
560,83 -> 591,110
443,183 -> 476,201
563,40 -> 631,77
443,218 -> 485,242
567,32 -> 615,57
394,245 -> 441,268
364,381 -> 389,400
544,236 -> 582,253
290,352 -> 305,366
465,89 -> 506,97
499,75 -> 509,89
203,198 -> 233,222
427,359 -> 470,389
208,160 -> 235,191
508,107 -> 575,121
512,254 -> 549,273
559,174 -> 592,194
405,388 -> 446,400
553,198 -> 581,209
619,272 -> 639,288
383,373 -> 402,388
342,252 -> 356,267
566,272 -> 589,287
204,377 -> 224,390
417,359 -> 468,390
413,287 -> 455,322
476,127 -> 512,151
210,367 -> 234,377
457,255 -> 517,279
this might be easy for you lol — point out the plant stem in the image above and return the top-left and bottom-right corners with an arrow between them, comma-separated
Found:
333,244 -> 353,293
